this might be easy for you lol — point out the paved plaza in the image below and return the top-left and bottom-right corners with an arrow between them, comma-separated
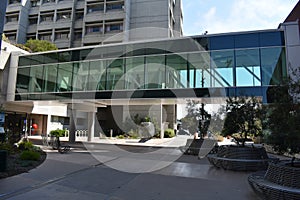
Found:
0,139 -> 260,200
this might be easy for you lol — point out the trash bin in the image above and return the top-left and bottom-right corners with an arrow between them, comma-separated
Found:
0,150 -> 7,172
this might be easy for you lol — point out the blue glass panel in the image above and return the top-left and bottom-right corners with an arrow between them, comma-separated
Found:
261,47 -> 286,86
260,31 -> 285,47
43,64 -> 57,92
57,63 -> 73,92
211,50 -> 234,87
234,33 -> 259,48
236,49 -> 261,86
88,60 -> 106,91
125,57 -> 145,89
166,54 -> 188,89
16,67 -> 30,93
210,35 -> 234,50
188,52 -> 210,88
28,66 -> 44,93
106,59 -> 125,90
145,56 -> 165,89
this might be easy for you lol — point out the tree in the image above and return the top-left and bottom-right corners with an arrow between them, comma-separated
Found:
221,96 -> 263,146
181,100 -> 211,138
266,68 -> 300,155
24,39 -> 58,52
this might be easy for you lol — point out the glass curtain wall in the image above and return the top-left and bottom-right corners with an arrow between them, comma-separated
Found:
16,47 -> 287,100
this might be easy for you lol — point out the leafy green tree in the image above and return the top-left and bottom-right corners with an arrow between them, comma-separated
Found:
221,96 -> 263,146
181,100 -> 211,138
266,68 -> 300,155
24,39 -> 58,52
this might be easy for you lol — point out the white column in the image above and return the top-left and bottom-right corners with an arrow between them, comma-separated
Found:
87,112 -> 95,142
7,52 -> 21,102
46,114 -> 51,136
160,104 -> 164,139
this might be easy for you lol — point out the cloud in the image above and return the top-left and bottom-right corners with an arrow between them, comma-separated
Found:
184,0 -> 298,35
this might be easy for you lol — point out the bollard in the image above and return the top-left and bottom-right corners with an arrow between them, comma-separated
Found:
110,129 -> 113,138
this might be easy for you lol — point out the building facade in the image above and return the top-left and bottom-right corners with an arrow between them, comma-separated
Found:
7,24 -> 299,141
3,0 -> 183,49
2,1 -> 300,142
0,0 -> 8,51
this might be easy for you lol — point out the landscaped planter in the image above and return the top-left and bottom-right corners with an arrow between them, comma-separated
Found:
248,160 -> 300,199
0,150 -> 7,172
207,145 -> 278,171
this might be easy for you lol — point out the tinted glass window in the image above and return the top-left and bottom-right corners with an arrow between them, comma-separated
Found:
234,33 -> 259,48
210,50 -> 234,87
210,35 -> 234,50
236,49 -> 261,86
260,31 -> 285,47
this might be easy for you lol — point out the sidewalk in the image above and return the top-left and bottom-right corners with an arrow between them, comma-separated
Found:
0,140 -> 258,200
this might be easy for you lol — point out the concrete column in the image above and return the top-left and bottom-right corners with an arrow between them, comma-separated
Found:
87,112 -> 95,142
159,104 -> 164,139
46,114 -> 51,136
6,52 -> 22,102
68,107 -> 76,143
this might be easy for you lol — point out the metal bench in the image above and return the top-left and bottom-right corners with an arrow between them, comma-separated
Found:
248,160 -> 300,199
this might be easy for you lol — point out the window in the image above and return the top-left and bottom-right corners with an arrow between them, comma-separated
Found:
210,50 -> 234,87
74,30 -> 82,39
31,0 -> 38,7
29,15 -> 38,25
106,2 -> 124,11
55,30 -> 69,40
86,22 -> 103,34
57,10 -> 71,20
87,3 -> 104,13
6,15 -> 18,23
42,0 -> 55,4
27,34 -> 36,40
39,30 -> 52,41
6,12 -> 19,23
8,0 -> 21,4
40,12 -> 54,22
75,9 -> 84,20
105,23 -> 123,33
6,33 -> 17,41
236,49 -> 261,87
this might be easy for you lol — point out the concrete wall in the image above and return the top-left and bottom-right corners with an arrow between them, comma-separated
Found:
129,0 -> 169,41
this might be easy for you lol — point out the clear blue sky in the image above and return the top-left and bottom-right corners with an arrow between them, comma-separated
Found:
182,0 -> 299,36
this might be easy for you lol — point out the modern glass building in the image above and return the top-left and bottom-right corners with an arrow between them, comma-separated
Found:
16,29 -> 286,103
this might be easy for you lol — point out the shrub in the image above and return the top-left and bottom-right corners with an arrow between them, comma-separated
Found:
20,150 -> 41,161
164,129 -> 175,138
50,129 -> 66,137
18,141 -> 34,151
116,134 -> 125,139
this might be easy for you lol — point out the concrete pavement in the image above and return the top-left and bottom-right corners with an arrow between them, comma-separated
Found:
0,141 -> 259,200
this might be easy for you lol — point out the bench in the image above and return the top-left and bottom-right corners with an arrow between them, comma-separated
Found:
248,160 -> 300,199
207,145 -> 279,171
179,139 -> 204,155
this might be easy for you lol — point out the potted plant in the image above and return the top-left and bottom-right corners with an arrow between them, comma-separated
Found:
49,129 -> 66,149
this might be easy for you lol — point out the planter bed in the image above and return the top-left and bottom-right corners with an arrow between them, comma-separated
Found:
207,145 -> 279,171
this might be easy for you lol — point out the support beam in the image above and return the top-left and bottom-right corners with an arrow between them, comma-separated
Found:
87,112 -> 95,142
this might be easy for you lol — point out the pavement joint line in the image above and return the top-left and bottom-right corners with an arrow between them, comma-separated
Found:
0,156 -> 122,200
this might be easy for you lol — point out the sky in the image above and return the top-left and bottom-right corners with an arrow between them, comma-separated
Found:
182,0 -> 299,36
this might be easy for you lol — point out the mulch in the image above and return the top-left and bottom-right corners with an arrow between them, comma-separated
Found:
0,151 -> 46,179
